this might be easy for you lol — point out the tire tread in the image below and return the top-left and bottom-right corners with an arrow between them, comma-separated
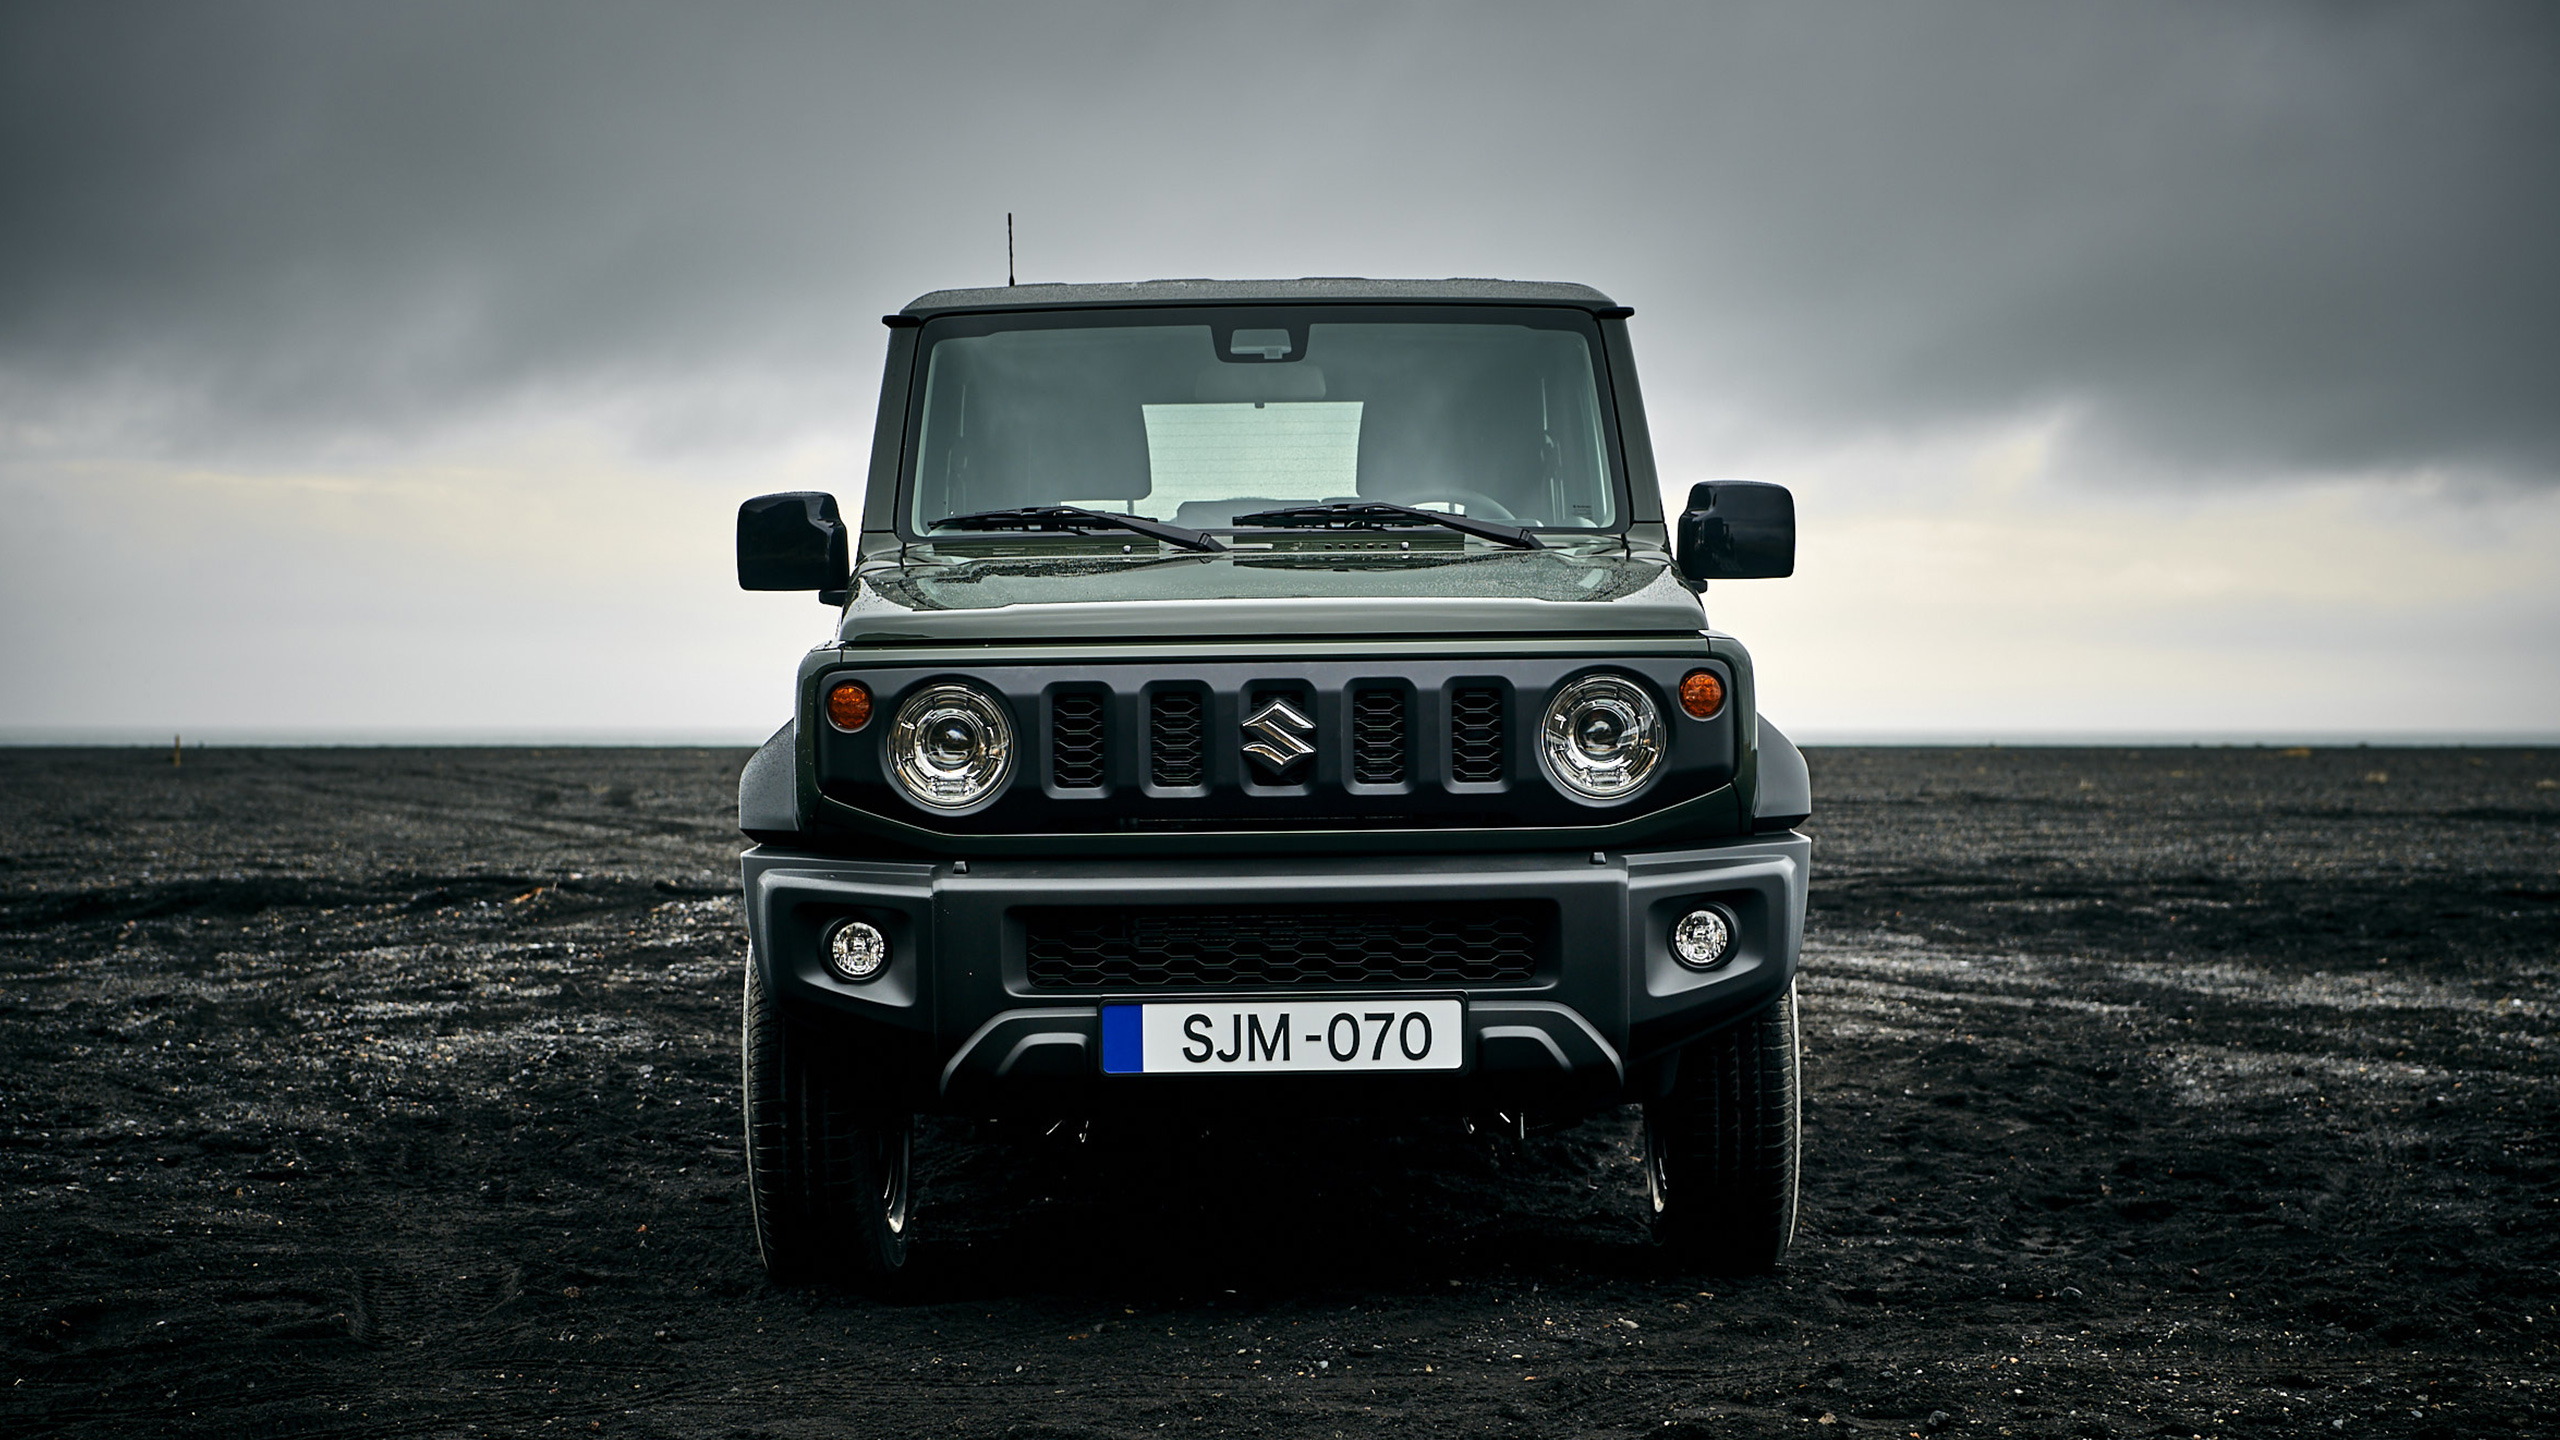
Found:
741,963 -> 909,1287
1649,983 -> 1801,1273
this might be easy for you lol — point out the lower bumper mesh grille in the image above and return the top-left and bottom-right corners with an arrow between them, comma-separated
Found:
1023,903 -> 1547,989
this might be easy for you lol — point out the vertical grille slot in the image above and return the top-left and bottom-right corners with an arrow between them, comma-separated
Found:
1051,692 -> 1105,789
1450,686 -> 1505,783
1149,689 -> 1206,788
1351,687 -> 1407,785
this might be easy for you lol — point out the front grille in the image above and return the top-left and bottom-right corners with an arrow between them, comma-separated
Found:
1150,689 -> 1206,788
1023,903 -> 1547,989
1351,687 -> 1406,784
1450,686 -> 1505,783
1051,692 -> 1105,789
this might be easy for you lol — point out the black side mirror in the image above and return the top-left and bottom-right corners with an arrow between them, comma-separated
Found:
737,492 -> 848,591
1676,481 -> 1795,582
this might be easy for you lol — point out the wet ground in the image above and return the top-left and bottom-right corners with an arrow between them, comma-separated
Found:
1,744 -> 2554,1438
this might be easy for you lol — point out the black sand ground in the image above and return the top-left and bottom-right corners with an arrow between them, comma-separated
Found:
2,745 -> 2554,1438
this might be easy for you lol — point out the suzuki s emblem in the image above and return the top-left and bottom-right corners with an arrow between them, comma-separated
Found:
1241,697 -> 1316,774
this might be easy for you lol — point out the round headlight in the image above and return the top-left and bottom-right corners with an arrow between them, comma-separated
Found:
1539,674 -> 1664,800
825,919 -> 888,981
888,683 -> 1015,811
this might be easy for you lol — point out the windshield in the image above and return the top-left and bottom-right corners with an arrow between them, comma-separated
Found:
902,308 -> 1623,536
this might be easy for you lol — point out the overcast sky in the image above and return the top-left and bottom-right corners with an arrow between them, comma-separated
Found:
4,1 -> 2554,741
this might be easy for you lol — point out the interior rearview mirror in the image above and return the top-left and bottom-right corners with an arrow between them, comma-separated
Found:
1675,481 -> 1795,582
737,492 -> 848,592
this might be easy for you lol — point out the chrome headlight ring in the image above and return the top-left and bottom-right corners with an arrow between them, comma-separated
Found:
1539,673 -> 1665,801
887,682 -> 1015,811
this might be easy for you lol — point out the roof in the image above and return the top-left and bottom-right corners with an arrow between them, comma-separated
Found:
899,277 -> 1620,318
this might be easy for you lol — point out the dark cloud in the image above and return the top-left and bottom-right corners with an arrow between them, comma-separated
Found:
1627,2 -> 2560,481
2,1 -> 2554,479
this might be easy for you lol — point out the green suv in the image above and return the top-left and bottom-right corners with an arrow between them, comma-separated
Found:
733,278 -> 1810,1286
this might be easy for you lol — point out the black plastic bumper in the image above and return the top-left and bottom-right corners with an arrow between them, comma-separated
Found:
740,834 -> 1809,1115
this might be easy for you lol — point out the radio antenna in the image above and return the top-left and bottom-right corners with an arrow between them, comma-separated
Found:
1007,212 -> 1015,286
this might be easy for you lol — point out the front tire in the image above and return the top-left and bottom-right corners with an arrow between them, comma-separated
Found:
742,960 -> 913,1288
1644,982 -> 1801,1273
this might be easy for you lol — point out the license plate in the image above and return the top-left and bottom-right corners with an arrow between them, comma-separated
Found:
1100,999 -> 1462,1075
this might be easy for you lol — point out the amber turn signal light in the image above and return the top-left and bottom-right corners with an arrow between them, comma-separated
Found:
1678,670 -> 1725,720
825,680 -> 874,732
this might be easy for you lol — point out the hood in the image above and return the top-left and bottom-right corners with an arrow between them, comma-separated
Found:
838,539 -> 1703,644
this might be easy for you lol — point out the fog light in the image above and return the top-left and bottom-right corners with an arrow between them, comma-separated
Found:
1670,907 -> 1733,969
825,919 -> 888,982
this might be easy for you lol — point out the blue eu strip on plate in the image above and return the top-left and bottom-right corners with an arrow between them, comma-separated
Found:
1101,1004 -> 1142,1073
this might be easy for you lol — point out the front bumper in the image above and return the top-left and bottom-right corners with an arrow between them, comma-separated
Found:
740,834 -> 1808,1115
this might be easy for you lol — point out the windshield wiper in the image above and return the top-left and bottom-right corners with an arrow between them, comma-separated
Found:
930,505 -> 1226,553
1229,501 -> 1540,550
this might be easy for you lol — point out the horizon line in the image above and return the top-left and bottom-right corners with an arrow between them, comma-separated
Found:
2,726 -> 2553,750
